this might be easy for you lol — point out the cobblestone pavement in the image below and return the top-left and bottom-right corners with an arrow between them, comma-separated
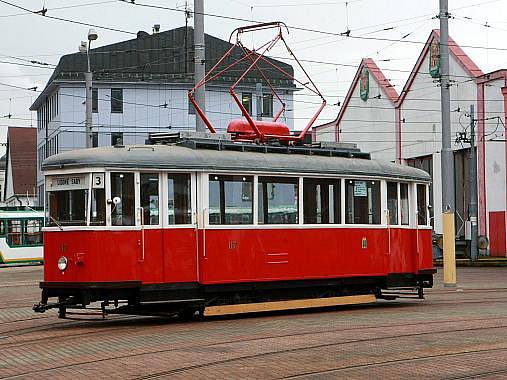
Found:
0,266 -> 506,379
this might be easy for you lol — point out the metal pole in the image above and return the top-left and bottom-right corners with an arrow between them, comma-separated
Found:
85,41 -> 93,148
194,0 -> 206,132
256,82 -> 263,121
469,104 -> 479,261
439,0 -> 456,287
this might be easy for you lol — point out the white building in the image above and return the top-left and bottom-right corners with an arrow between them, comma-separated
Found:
314,29 -> 507,257
30,26 -> 295,205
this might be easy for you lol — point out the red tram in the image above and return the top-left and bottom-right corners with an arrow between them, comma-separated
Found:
34,136 -> 434,318
34,22 -> 435,318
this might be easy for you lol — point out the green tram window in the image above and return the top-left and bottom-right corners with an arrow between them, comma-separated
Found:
5,219 -> 43,247
7,220 -> 22,246
24,219 -> 43,246
0,220 -> 5,236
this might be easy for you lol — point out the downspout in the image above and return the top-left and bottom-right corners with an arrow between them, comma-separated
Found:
477,83 -> 487,237
395,106 -> 402,164
501,85 -> 507,248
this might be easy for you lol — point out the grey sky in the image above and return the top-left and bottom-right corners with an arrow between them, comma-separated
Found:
0,0 -> 506,153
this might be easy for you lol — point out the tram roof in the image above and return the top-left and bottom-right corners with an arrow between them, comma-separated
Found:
43,144 -> 430,182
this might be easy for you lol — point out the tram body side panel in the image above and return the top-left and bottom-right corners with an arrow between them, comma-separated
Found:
43,228 -> 199,284
198,227 -> 426,285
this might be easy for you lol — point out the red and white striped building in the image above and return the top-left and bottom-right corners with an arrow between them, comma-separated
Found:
314,29 -> 507,257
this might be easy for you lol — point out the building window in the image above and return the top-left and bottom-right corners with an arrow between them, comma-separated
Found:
111,88 -> 123,113
188,97 -> 196,115
111,132 -> 123,146
140,173 -> 159,225
258,177 -> 298,224
168,173 -> 192,225
387,182 -> 398,225
303,178 -> 341,224
262,94 -> 273,118
92,88 -> 98,113
111,172 -> 135,226
92,132 -> 99,148
242,93 -> 253,115
345,180 -> 381,224
209,175 -> 253,225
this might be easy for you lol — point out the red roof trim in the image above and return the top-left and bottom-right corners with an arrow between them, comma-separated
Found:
396,29 -> 483,106
314,58 -> 398,131
477,69 -> 507,84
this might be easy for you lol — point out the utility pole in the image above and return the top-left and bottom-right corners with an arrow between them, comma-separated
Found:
84,28 -> 98,148
439,0 -> 457,287
469,104 -> 479,261
194,0 -> 206,132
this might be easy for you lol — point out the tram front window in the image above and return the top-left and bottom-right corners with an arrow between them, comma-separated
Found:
140,173 -> 159,225
47,189 -> 88,226
111,172 -> 135,226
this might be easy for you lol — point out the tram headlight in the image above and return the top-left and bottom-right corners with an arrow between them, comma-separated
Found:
57,256 -> 68,271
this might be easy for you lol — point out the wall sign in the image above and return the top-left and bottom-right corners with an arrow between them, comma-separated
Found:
46,174 -> 89,191
429,40 -> 440,78
359,67 -> 369,101
354,181 -> 367,197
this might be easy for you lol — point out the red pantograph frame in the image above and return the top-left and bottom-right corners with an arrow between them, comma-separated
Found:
188,22 -> 327,142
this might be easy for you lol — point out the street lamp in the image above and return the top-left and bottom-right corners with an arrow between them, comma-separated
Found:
80,28 -> 98,148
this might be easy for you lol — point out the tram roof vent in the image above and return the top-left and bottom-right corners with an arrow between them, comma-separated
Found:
147,131 -> 370,159
148,131 -> 232,145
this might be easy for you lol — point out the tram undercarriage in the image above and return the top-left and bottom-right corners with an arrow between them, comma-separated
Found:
34,271 -> 434,319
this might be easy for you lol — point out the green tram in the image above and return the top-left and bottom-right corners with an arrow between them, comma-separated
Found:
0,207 -> 44,265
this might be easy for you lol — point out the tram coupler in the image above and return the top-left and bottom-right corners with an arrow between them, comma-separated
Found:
33,296 -> 77,314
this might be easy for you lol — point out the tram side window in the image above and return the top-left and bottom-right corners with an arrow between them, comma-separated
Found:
7,220 -> 22,246
24,219 -> 43,245
387,182 -> 399,225
48,190 -> 88,226
400,183 -> 409,225
140,173 -> 159,225
209,175 -> 253,225
168,173 -> 192,224
345,180 -> 381,224
303,178 -> 341,224
111,172 -> 135,226
0,220 -> 4,235
258,177 -> 298,224
417,184 -> 428,225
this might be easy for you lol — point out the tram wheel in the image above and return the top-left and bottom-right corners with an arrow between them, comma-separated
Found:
58,306 -> 67,319
177,307 -> 197,321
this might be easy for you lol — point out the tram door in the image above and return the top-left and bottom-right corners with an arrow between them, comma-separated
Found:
162,173 -> 198,283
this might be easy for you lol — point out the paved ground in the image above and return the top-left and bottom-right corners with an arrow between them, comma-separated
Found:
0,266 -> 506,379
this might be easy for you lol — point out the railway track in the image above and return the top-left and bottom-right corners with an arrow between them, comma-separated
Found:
279,348 -> 507,379
3,317 -> 507,379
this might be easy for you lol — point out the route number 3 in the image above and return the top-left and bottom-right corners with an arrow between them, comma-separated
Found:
92,173 -> 105,189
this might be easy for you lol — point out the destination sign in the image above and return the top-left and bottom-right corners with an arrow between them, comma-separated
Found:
46,174 -> 89,191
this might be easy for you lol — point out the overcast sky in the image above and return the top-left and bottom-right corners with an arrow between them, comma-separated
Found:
1,0 -> 506,153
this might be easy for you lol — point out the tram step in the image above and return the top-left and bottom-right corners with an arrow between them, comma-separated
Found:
203,294 -> 376,316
